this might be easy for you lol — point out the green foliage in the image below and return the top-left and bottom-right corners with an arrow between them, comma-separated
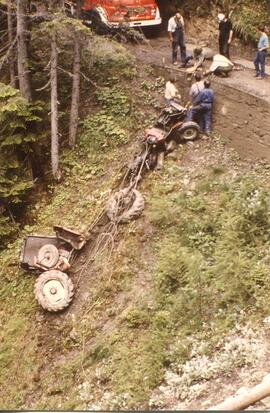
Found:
148,174 -> 270,324
80,111 -> 128,149
95,86 -> 130,116
155,242 -> 196,293
0,213 -> 18,240
0,84 -> 42,246
231,1 -> 268,42
90,36 -> 134,69
121,306 -> 150,328
140,77 -> 165,91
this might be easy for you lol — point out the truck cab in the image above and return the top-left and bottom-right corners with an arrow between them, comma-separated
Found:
66,0 -> 161,30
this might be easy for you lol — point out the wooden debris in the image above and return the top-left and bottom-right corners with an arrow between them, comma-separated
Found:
208,373 -> 270,411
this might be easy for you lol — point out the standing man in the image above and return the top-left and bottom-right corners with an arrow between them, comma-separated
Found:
254,26 -> 269,79
189,72 -> 205,103
187,80 -> 214,135
188,72 -> 205,130
218,13 -> 233,58
168,10 -> 187,66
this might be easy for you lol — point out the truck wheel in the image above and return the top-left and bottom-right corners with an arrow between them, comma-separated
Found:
34,270 -> 74,312
177,121 -> 200,142
106,188 -> 145,223
143,26 -> 161,38
37,244 -> 59,269
90,10 -> 109,35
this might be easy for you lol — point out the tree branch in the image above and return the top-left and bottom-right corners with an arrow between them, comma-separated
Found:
79,71 -> 97,87
35,78 -> 51,91
0,35 -> 17,73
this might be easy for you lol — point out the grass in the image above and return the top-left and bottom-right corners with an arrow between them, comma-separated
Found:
64,159 -> 270,408
3,137 -> 270,409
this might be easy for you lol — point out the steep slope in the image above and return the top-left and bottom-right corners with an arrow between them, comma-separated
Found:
1,27 -> 270,411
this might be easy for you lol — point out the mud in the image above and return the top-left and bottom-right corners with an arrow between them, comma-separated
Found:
129,36 -> 270,162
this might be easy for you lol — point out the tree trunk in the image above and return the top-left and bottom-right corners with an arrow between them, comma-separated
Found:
17,0 -> 32,101
208,374 -> 270,411
68,1 -> 81,148
7,1 -> 16,88
267,0 -> 270,15
51,29 -> 61,181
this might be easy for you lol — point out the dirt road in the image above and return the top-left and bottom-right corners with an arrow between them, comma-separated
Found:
130,35 -> 270,161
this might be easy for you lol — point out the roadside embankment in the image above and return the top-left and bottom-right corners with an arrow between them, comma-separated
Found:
130,37 -> 270,161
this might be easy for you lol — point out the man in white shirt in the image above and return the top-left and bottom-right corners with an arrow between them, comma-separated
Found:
204,54 -> 234,77
164,76 -> 181,104
168,10 -> 187,66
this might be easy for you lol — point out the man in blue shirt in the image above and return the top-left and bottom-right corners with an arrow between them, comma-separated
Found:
186,80 -> 214,134
254,26 -> 269,79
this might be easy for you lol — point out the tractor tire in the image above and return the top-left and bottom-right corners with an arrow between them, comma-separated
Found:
176,121 -> 200,142
37,244 -> 59,269
34,270 -> 74,312
106,188 -> 145,223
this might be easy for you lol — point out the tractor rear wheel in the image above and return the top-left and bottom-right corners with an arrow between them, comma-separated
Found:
176,121 -> 200,142
34,270 -> 74,312
106,188 -> 145,223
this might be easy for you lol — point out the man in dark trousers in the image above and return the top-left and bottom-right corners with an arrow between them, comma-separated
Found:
254,26 -> 269,79
218,13 -> 233,58
168,10 -> 187,66
186,80 -> 214,135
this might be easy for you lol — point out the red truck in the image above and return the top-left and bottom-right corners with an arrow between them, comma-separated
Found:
65,0 -> 162,31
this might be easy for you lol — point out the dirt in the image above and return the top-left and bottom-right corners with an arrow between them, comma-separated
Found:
130,34 -> 270,101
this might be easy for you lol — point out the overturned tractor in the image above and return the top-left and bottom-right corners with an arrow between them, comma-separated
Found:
20,101 -> 200,312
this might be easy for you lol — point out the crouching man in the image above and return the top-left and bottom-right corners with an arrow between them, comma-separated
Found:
204,54 -> 234,77
186,80 -> 214,135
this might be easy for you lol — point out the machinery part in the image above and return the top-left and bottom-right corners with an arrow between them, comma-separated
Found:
166,140 -> 177,153
176,121 -> 200,142
34,270 -> 74,312
53,225 -> 86,249
129,151 -> 146,173
156,151 -> 165,170
106,188 -> 145,223
37,244 -> 59,269
58,249 -> 70,259
148,152 -> 158,169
